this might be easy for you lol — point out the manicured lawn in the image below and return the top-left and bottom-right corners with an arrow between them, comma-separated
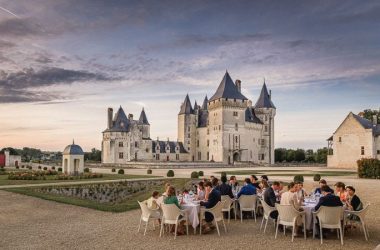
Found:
5,178 -> 189,212
0,173 -> 159,186
217,170 -> 357,177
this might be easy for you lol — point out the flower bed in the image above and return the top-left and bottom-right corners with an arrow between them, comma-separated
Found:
8,170 -> 59,180
55,173 -> 103,180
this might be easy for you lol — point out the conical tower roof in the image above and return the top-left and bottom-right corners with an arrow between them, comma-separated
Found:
254,82 -> 276,109
179,94 -> 194,114
202,95 -> 208,110
139,108 -> 149,125
209,71 -> 247,102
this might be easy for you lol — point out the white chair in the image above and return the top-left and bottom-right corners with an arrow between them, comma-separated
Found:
313,206 -> 344,245
260,199 -> 277,233
137,201 -> 161,235
275,204 -> 306,242
344,203 -> 370,241
221,195 -> 236,222
160,204 -> 189,239
238,195 -> 257,222
200,201 -> 227,236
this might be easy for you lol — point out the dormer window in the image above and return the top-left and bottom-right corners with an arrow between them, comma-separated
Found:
120,122 -> 124,128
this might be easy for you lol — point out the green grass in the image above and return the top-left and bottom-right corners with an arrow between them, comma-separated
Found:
216,170 -> 357,177
5,178 -> 189,212
0,173 -> 160,186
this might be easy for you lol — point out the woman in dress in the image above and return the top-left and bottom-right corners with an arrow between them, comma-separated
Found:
345,185 -> 362,211
334,182 -> 347,202
164,186 -> 185,235
196,181 -> 206,200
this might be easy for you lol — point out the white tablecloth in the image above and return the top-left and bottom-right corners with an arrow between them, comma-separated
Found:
181,202 -> 200,229
302,202 -> 317,230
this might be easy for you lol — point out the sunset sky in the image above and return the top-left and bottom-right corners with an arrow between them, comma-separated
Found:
0,0 -> 379,152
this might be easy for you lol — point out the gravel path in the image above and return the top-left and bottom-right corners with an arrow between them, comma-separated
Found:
0,181 -> 379,250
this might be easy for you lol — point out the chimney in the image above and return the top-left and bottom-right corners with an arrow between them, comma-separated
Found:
269,90 -> 272,100
235,80 -> 241,93
373,115 -> 378,126
128,114 -> 133,121
107,108 -> 113,129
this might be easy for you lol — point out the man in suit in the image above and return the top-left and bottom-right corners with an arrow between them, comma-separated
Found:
314,185 -> 343,211
263,181 -> 281,219
314,179 -> 334,195
237,178 -> 256,198
217,175 -> 234,198
200,179 -> 221,233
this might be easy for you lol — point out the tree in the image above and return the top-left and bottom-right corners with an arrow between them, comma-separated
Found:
361,109 -> 380,124
315,148 -> 328,164
84,148 -> 101,162
286,149 -> 296,162
294,149 -> 306,162
275,148 -> 287,162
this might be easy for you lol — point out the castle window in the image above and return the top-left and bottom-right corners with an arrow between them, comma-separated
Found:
262,154 -> 265,160
146,148 -> 149,153
219,125 -> 221,130
119,142 -> 123,147
188,127 -> 190,132
265,126 -> 268,132
361,146 -> 365,155
207,152 -> 209,160
198,152 -> 201,160
176,154 -> 179,160
265,115 -> 268,121
135,142 -> 138,148
188,147 -> 190,151
235,123 -> 238,131
207,140 -> 209,146
250,150 -> 252,159
188,133 -> 190,138
234,98 -> 236,102
377,150 -> 380,154
119,152 -> 123,159
233,111 -> 238,117
207,129 -> 209,135
235,136 -> 238,143
339,137 -> 342,142
156,154 -> 160,160
197,140 -> 199,147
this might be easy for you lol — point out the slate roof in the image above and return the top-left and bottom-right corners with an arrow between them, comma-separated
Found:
103,106 -> 130,132
245,108 -> 263,124
152,141 -> 187,153
63,142 -> 84,155
254,82 -> 276,109
179,94 -> 194,114
374,125 -> 380,136
202,95 -> 208,110
209,72 -> 248,102
138,108 -> 149,125
352,113 -> 374,129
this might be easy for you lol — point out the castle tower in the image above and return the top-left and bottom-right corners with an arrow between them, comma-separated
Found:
138,107 -> 150,139
178,94 -> 196,161
208,71 -> 248,163
254,81 -> 276,164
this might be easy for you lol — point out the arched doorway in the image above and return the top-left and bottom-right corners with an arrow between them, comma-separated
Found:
74,159 -> 80,175
64,158 -> 68,174
233,152 -> 240,162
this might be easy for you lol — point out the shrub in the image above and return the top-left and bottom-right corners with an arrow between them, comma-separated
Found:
38,166 -> 41,169
191,171 -> 199,179
52,166 -> 55,170
58,167 -> 62,172
118,169 -> 125,175
28,166 -> 32,170
111,168 -> 116,172
293,175 -> 304,183
43,167 -> 48,171
220,172 -> 227,177
147,169 -> 152,174
16,166 -> 19,169
84,168 -> 90,173
357,158 -> 380,179
21,165 -> 25,168
198,171 -> 204,177
313,174 -> 321,182
167,170 -> 174,177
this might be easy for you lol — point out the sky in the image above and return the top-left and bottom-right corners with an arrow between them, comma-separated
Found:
0,0 -> 379,152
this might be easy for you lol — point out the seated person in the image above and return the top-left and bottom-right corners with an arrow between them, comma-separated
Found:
250,175 -> 262,191
295,181 -> 307,201
229,176 -> 240,193
164,186 -> 185,235
200,179 -> 221,233
314,185 -> 343,211
217,175 -> 234,198
334,182 -> 347,202
345,185 -> 362,211
260,179 -> 270,193
263,181 -> 281,219
237,178 -> 256,198
197,181 -> 206,200
162,182 -> 171,197
280,182 -> 303,235
146,191 -> 160,210
314,179 -> 334,195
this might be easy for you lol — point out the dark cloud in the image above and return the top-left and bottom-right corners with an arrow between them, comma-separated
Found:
0,67 -> 117,103
0,17 -> 44,37
0,40 -> 15,48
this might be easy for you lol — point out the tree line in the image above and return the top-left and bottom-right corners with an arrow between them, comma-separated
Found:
275,148 -> 328,164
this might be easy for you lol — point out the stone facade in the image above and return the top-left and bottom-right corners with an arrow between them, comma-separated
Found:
327,112 -> 380,169
101,72 -> 276,165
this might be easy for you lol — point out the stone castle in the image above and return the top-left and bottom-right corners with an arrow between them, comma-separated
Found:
101,72 -> 276,164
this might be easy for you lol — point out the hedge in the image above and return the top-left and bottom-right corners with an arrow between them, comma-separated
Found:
357,158 -> 380,179
198,171 -> 204,177
84,167 -> 90,173
167,170 -> 174,177
313,174 -> 321,182
147,169 -> 152,174
118,169 -> 125,175
293,175 -> 304,183
191,171 -> 199,179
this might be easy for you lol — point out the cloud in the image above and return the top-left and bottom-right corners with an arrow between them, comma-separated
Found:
0,40 -> 15,48
0,67 -> 117,103
0,17 -> 44,37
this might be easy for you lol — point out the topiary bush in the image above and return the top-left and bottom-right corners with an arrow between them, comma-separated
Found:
43,167 -> 48,171
58,167 -> 62,172
357,158 -> 380,179
147,169 -> 152,174
52,166 -> 55,170
84,167 -> 90,173
38,166 -> 42,169
293,174 -> 304,183
16,166 -> 19,169
118,169 -> 125,175
198,171 -> 204,177
167,170 -> 174,177
191,171 -> 199,179
313,174 -> 321,182
111,168 -> 116,172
